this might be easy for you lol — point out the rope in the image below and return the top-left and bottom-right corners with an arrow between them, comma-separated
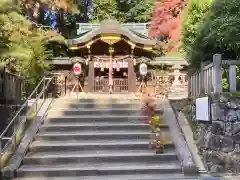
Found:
93,55 -> 130,61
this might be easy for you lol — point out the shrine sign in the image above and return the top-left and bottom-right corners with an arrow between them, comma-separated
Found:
94,61 -> 128,68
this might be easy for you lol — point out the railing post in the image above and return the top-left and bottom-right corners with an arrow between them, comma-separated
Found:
35,90 -> 38,113
229,64 -> 237,92
0,137 -> 2,171
213,54 -> 223,93
189,75 -> 192,97
193,74 -> 196,96
43,78 -> 45,100
13,117 -> 17,149
200,63 -> 204,95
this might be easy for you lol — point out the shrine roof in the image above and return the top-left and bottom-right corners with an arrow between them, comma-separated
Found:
67,20 -> 156,46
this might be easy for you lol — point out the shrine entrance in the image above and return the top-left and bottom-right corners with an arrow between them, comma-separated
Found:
93,58 -> 129,93
65,20 -> 157,93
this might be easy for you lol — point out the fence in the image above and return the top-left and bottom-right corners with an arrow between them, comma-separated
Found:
0,75 -> 55,169
0,71 -> 22,104
188,53 -> 239,96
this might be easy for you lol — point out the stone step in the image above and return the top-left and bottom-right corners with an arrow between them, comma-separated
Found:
39,123 -> 168,132
31,139 -> 170,144
50,102 -> 142,109
15,178 -> 199,180
52,98 -> 141,104
46,115 -> 147,124
29,141 -> 175,152
26,149 -> 174,157
12,96 -> 190,180
23,152 -> 178,165
17,162 -> 182,177
14,173 -> 194,180
58,92 -> 139,99
47,108 -> 162,116
34,132 -> 153,141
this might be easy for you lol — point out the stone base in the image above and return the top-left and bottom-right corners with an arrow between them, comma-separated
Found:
182,164 -> 198,176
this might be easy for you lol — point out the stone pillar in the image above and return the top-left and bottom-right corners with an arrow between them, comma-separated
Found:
213,54 -> 222,93
229,65 -> 237,92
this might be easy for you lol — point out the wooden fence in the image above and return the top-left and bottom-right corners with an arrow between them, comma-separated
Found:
0,71 -> 22,104
188,53 -> 239,96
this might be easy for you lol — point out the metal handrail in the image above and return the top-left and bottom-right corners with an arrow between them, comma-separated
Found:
0,74 -> 55,168
0,78 -> 45,138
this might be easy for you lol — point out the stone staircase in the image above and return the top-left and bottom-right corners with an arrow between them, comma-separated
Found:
14,96 -> 198,180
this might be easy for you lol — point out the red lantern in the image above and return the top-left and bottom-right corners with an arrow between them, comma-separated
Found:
73,63 -> 81,76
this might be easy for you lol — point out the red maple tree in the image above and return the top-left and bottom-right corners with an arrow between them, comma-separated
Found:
149,0 -> 187,53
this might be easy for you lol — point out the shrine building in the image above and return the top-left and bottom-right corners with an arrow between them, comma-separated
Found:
48,20 -> 188,95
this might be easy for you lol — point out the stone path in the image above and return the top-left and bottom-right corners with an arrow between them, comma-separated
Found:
223,175 -> 240,180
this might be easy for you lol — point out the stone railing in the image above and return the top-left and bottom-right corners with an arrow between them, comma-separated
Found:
177,53 -> 240,174
188,53 -> 239,96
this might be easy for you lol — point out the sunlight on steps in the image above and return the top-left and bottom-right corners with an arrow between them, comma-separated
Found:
9,95 -> 199,180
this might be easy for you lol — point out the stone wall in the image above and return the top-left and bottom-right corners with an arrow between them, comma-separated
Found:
170,98 -> 209,141
171,94 -> 240,174
198,94 -> 240,174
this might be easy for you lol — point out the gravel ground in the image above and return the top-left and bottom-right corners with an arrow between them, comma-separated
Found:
223,175 -> 240,180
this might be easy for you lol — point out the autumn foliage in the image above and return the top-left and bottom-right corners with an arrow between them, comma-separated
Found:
149,0 -> 187,54
20,0 -> 78,23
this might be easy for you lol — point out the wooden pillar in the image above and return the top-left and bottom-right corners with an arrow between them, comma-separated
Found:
87,61 -> 94,92
85,45 -> 95,92
128,58 -> 136,92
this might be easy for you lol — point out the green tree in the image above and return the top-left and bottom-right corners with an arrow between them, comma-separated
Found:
0,0 -> 64,94
182,0 -> 240,90
19,0 -> 80,38
91,0 -> 154,23
181,0 -> 213,62
184,0 -> 240,67
91,0 -> 121,22
118,0 -> 154,22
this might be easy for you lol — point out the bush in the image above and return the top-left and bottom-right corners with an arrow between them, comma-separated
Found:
181,0 -> 213,64
0,0 -> 65,95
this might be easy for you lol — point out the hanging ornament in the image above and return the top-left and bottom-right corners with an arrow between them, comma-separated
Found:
116,61 -> 120,71
101,60 -> 104,71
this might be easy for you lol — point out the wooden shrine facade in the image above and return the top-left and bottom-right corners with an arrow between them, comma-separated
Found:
49,20 -> 157,93
47,20 -> 189,96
